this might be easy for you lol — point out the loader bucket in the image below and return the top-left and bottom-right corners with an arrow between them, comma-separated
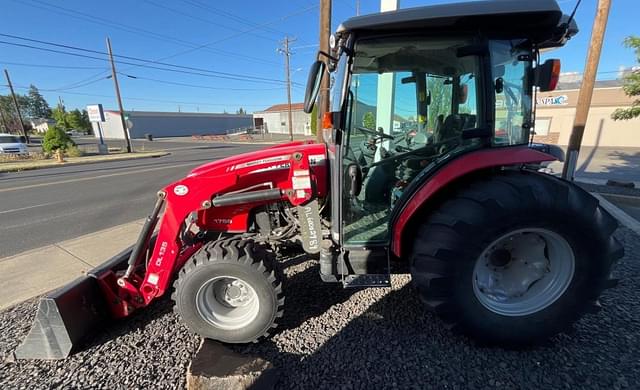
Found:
14,246 -> 132,360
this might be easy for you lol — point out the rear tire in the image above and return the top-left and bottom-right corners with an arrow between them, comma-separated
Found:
410,171 -> 623,345
173,239 -> 284,343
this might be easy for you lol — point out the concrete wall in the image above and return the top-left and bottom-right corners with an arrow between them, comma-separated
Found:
533,87 -> 640,147
253,110 -> 311,135
92,111 -> 252,139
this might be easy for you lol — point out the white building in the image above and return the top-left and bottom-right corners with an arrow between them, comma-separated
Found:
252,103 -> 312,136
29,118 -> 56,133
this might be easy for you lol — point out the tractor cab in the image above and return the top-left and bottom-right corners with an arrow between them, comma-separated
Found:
304,0 -> 575,277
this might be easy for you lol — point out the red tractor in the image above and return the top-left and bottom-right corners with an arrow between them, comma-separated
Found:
18,0 -> 623,359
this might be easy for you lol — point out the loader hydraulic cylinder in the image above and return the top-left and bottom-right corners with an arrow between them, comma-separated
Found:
121,192 -> 166,281
212,188 -> 282,207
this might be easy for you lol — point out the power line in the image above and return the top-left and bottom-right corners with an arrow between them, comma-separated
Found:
16,0 -> 280,66
0,38 -> 302,86
142,0 -> 277,43
10,85 -> 272,108
0,33 -> 285,83
180,0 -> 285,37
138,4 -> 318,65
121,74 -> 285,91
0,61 -> 106,70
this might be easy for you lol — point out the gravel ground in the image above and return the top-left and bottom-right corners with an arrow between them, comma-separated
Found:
1,227 -> 639,389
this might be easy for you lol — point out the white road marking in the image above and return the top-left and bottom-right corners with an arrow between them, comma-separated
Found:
592,193 -> 640,236
0,161 -> 199,194
0,201 -> 62,215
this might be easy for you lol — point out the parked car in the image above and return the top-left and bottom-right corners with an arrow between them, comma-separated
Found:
0,133 -> 28,155
65,130 -> 83,137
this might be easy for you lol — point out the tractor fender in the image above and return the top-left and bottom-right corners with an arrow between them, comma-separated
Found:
390,146 -> 555,257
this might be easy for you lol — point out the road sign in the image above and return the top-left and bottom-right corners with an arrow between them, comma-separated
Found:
87,104 -> 105,122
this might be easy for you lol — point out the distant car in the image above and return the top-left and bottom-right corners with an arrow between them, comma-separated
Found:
65,130 -> 83,137
0,133 -> 28,155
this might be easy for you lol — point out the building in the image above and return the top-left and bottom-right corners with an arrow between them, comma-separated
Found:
533,82 -> 640,148
29,118 -> 56,133
252,103 -> 312,136
91,110 -> 253,139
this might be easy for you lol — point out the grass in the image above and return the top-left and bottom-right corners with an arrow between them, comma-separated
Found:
0,150 -> 169,172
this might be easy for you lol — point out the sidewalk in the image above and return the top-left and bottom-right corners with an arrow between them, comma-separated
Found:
0,220 -> 143,310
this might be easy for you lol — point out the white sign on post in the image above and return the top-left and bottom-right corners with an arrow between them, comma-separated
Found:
87,104 -> 105,122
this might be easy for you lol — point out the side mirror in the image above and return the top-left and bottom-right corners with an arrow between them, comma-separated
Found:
535,59 -> 561,92
303,61 -> 326,114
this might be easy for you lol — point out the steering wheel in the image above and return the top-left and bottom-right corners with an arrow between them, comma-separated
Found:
354,126 -> 394,140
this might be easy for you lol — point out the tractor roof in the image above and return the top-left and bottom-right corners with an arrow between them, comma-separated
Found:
337,0 -> 577,48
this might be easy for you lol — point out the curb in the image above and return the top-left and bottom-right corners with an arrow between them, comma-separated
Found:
0,152 -> 170,173
592,193 -> 640,236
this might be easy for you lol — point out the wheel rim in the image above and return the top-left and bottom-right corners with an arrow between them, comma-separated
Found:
196,276 -> 260,330
472,228 -> 575,316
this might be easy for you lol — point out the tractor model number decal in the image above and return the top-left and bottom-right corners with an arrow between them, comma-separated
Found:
154,241 -> 168,267
228,155 -> 290,171
249,162 -> 290,174
211,218 -> 232,225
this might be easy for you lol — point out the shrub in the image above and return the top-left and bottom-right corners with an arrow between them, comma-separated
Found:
42,126 -> 75,153
65,145 -> 84,157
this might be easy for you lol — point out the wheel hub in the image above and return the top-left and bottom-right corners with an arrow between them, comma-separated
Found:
196,276 -> 260,330
223,280 -> 251,307
472,228 -> 575,316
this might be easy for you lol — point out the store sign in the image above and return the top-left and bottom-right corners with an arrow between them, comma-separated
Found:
86,104 -> 105,122
537,95 -> 568,106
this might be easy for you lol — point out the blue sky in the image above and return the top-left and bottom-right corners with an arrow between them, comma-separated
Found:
0,0 -> 637,114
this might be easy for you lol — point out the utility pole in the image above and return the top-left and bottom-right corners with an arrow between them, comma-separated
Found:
356,0 -> 360,16
317,0 -> 331,142
4,69 -> 28,142
562,0 -> 611,180
106,37 -> 132,153
279,36 -> 296,141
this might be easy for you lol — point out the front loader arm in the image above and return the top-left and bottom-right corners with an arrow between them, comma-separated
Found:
101,144 -> 327,318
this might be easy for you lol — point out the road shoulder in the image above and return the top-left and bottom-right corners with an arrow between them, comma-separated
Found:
0,151 -> 169,173
0,220 -> 142,310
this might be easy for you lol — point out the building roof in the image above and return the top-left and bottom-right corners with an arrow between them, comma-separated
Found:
257,103 -> 305,113
103,110 -> 251,118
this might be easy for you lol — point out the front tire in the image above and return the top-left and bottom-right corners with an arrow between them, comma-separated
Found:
410,171 -> 623,344
173,239 -> 284,343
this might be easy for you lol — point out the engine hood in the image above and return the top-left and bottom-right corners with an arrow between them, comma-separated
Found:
187,141 -> 326,179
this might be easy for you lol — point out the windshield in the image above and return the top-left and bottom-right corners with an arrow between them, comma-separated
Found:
0,136 -> 21,144
346,36 -> 481,161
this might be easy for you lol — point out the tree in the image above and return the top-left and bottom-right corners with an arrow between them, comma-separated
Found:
236,107 -> 246,115
362,111 -> 376,129
612,36 -> 640,121
52,104 -> 70,130
42,126 -> 74,153
66,109 -> 83,130
81,109 -> 92,134
27,85 -> 52,119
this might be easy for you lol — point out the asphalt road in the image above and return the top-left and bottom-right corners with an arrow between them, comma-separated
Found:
0,138 -> 262,258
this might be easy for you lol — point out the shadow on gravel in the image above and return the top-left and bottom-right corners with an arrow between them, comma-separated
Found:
232,229 -> 640,389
